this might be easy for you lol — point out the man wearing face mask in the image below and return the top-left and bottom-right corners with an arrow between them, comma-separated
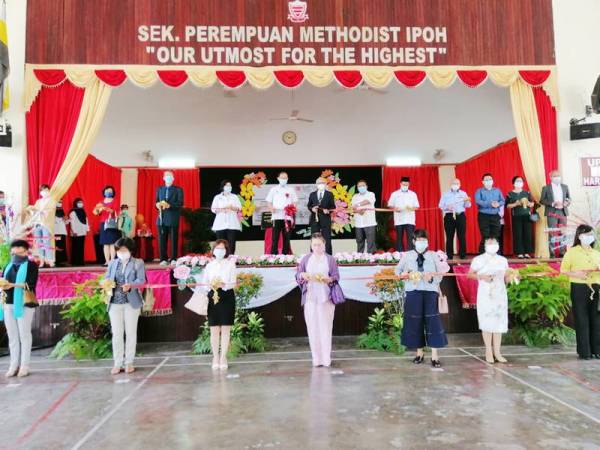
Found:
1,240 -> 39,378
211,179 -> 242,254
438,178 -> 471,259
540,170 -> 571,257
156,171 -> 184,265
307,177 -> 336,254
387,177 -> 420,252
266,171 -> 298,255
475,173 -> 505,254
351,180 -> 377,253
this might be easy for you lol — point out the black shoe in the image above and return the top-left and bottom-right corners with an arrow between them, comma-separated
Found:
579,355 -> 592,360
431,360 -> 442,368
412,355 -> 425,364
593,354 -> 600,359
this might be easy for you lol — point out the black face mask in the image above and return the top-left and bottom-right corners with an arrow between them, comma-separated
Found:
11,254 -> 28,265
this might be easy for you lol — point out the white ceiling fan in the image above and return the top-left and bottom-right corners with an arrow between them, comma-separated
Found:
269,90 -> 314,123
269,109 -> 314,123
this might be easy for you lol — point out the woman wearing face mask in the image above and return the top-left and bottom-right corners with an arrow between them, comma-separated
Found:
395,229 -> 449,368
30,184 -> 56,267
560,225 -> 600,360
54,200 -> 69,266
104,237 -> 146,374
468,237 -> 511,363
94,185 -> 121,265
211,179 -> 242,254
200,240 -> 237,370
296,233 -> 343,367
1,240 -> 39,378
506,176 -> 535,258
69,198 -> 89,266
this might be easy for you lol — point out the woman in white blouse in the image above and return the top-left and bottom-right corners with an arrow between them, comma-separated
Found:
211,180 -> 242,255
200,240 -> 237,370
69,198 -> 90,266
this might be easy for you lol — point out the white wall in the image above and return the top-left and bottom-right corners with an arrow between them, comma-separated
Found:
91,80 -> 515,167
553,0 -> 600,223
0,0 -> 27,208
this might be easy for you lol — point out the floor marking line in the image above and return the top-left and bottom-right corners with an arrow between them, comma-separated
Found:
16,381 -> 80,446
458,347 -> 600,425
0,351 -> 580,374
70,356 -> 169,450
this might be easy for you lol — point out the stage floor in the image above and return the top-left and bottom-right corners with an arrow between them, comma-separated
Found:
1,339 -> 598,449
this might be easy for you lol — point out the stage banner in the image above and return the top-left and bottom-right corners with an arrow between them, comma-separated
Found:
26,0 -> 554,66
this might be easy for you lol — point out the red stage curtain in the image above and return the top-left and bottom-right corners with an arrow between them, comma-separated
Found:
95,70 -> 127,87
457,70 -> 488,88
519,70 -> 551,86
334,71 -> 363,88
26,81 -> 85,201
61,155 -> 122,262
274,70 -> 305,88
137,169 -> 200,258
216,71 -> 246,88
34,69 -> 67,86
381,166 -> 444,251
454,139 -> 526,255
533,87 -> 558,182
157,70 -> 189,87
394,71 -> 427,88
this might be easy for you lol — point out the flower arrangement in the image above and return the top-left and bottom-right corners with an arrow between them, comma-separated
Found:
284,204 -> 297,232
238,171 -> 267,228
321,169 -> 356,234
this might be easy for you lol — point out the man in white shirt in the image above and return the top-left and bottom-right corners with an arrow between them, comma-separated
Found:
387,176 -> 419,251
351,179 -> 377,253
266,172 -> 298,255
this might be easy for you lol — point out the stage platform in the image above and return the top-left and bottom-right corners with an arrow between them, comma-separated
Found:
3,257 -> 562,348
0,339 -> 598,449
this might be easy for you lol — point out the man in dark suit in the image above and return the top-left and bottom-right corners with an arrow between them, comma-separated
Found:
155,171 -> 184,264
540,170 -> 571,257
307,177 -> 336,254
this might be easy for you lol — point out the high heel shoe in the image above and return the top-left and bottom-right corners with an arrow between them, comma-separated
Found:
494,355 -> 508,363
412,355 -> 425,364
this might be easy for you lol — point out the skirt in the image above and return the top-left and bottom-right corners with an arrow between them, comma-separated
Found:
99,222 -> 121,245
207,288 -> 236,326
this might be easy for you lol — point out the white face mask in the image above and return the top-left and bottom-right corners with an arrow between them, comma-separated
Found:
483,180 -> 493,189
278,178 -> 288,186
76,202 -> 84,208
400,185 -> 409,192
580,234 -> 595,246
451,184 -> 460,191
552,176 -> 561,184
514,181 -> 524,189
317,183 -> 326,191
223,185 -> 232,194
117,251 -> 131,261
40,190 -> 50,198
414,240 -> 428,253
213,248 -> 226,259
485,243 -> 499,255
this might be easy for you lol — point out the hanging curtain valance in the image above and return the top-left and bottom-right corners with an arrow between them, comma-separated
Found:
24,64 -> 559,111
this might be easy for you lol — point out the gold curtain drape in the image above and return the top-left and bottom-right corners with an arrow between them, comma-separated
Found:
509,79 -> 549,258
50,79 -> 112,202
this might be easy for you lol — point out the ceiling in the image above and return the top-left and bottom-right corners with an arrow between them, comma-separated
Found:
91,78 -> 516,167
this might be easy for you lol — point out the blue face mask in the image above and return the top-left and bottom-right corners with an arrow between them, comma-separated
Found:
358,186 -> 367,194
278,178 -> 288,186
104,191 -> 114,198
223,185 -> 232,194
164,176 -> 174,185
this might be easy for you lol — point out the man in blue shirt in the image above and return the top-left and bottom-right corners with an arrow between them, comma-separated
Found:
438,178 -> 471,259
475,173 -> 504,254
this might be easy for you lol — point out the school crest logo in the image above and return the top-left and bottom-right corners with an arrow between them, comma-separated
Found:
288,0 -> 309,23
